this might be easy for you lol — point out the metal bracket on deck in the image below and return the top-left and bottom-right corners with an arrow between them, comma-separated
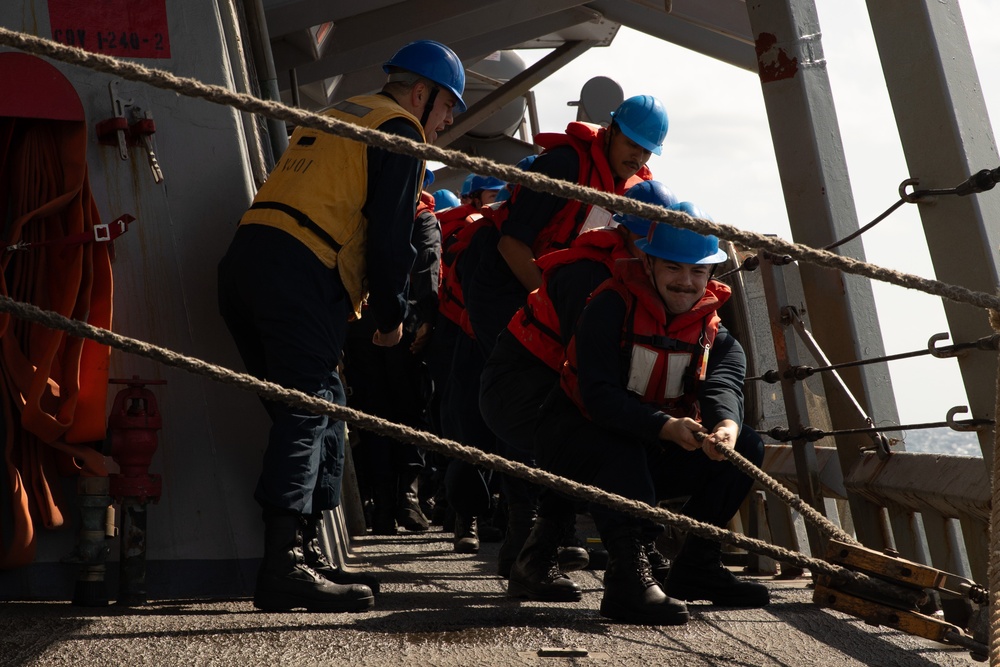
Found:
814,539 -> 988,661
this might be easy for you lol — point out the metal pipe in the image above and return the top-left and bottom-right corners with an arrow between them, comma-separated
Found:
526,90 -> 540,147
244,0 -> 288,161
64,476 -> 113,607
117,499 -> 149,606
289,68 -> 300,109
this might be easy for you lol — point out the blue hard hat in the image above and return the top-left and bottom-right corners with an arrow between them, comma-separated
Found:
610,95 -> 668,155
469,175 -> 506,193
383,40 -> 467,113
671,200 -> 713,221
515,154 -> 538,171
423,169 -> 435,188
614,181 -> 679,236
495,187 -> 512,203
635,201 -> 727,264
460,174 -> 476,197
432,189 -> 461,210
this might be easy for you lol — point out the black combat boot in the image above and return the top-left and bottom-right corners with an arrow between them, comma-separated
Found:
508,518 -> 582,602
254,512 -> 374,613
665,535 -> 769,608
497,503 -> 536,578
396,468 -> 430,532
644,541 -> 671,587
301,515 -> 381,596
556,516 -> 590,573
370,475 -> 398,536
600,527 -> 689,625
453,514 -> 480,554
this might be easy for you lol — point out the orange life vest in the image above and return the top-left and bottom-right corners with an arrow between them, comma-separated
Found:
436,203 -> 478,327
438,203 -> 507,337
507,226 -> 633,371
560,258 -> 730,421
436,203 -> 477,241
417,190 -> 435,216
526,122 -> 652,259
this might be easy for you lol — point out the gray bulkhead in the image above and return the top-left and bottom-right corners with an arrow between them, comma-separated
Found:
0,0 -> 267,597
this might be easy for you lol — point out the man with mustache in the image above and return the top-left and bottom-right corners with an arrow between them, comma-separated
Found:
526,210 -> 770,625
462,96 -> 667,566
486,181 -> 678,584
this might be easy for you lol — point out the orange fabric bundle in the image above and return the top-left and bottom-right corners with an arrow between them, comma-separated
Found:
0,117 -> 113,568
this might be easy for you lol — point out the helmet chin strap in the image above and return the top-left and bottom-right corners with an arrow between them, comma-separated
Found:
420,86 -> 440,128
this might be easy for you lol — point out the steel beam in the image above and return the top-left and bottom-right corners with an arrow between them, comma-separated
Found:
761,444 -> 845,499
747,0 -> 902,551
436,40 -> 593,147
276,0 -> 589,75
844,451 -> 990,523
587,0 -> 757,71
759,258 -> 836,556
263,0 -> 399,39
588,0 -> 755,70
864,1 -> 1000,467
325,7 -> 603,100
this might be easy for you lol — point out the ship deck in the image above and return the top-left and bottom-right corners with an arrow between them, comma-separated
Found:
0,527 -> 980,667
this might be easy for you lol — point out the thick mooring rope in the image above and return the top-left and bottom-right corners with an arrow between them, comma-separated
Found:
989,307 -> 1000,666
0,292 -> 907,602
1,26 -> 1000,315
717,444 -> 857,545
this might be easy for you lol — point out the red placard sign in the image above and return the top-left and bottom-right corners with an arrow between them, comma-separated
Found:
48,0 -> 171,59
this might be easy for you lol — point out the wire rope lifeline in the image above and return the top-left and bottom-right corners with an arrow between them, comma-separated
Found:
766,417 -> 994,443
747,332 -> 1000,383
820,169 -> 1000,253
2,26 -> 1000,313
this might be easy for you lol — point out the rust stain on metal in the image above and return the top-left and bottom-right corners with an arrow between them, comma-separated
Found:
756,32 -> 799,83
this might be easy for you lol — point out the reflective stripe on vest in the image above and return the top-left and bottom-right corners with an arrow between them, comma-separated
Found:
560,258 -> 730,420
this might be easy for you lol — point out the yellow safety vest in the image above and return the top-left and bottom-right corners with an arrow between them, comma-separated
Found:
239,94 -> 425,318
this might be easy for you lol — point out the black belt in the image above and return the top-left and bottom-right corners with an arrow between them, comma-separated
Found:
249,201 -> 342,252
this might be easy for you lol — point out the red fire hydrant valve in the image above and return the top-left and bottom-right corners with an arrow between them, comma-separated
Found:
107,376 -> 166,503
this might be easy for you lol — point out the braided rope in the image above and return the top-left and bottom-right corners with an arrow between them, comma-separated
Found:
0,292 -> 904,600
720,445 -> 857,545
1,26 -> 999,314
988,307 -> 1000,666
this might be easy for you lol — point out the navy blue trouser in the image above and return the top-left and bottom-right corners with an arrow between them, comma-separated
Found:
425,315 -> 461,436
535,391 -> 764,538
441,330 -> 495,517
479,331 -> 558,506
343,316 -> 429,503
218,225 -> 348,515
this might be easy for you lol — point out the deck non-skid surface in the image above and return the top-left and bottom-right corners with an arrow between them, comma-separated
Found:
0,528 -> 980,666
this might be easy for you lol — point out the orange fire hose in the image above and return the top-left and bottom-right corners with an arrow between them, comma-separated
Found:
0,116 -> 113,569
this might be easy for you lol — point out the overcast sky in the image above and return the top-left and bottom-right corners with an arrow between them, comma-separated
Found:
512,0 -> 999,448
